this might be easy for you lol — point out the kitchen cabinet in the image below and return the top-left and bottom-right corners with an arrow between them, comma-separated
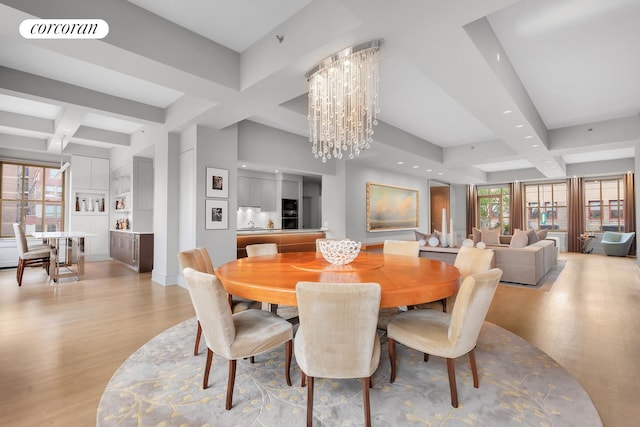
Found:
237,176 -> 276,211
111,157 -> 154,231
110,231 -> 154,272
282,180 -> 298,200
71,155 -> 109,190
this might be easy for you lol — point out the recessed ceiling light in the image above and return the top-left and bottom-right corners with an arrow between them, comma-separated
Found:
502,109 -> 512,115
496,52 -> 500,62
397,161 -> 404,165
524,135 -> 532,139
437,172 -> 443,175
426,169 -> 432,172
241,165 -> 247,168
515,124 -> 523,128
413,165 -> 419,169
532,144 -> 539,148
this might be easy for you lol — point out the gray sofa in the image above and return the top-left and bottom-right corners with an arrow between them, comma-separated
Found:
486,237 -> 558,285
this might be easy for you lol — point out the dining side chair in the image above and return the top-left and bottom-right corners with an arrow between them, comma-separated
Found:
387,268 -> 503,408
377,240 -> 420,329
13,223 -> 51,286
245,243 -> 296,319
178,247 -> 260,356
295,281 -> 382,427
245,243 -> 278,257
416,245 -> 495,312
183,267 -> 293,410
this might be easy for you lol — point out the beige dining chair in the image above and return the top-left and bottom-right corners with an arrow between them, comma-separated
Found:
13,223 -> 51,286
183,268 -> 293,410
387,268 -> 503,408
245,243 -> 296,319
245,243 -> 278,257
417,245 -> 495,312
178,247 -> 260,356
378,240 -> 420,329
295,281 -> 382,427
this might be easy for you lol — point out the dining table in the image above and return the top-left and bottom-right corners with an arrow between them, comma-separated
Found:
215,251 -> 461,309
31,231 -> 96,282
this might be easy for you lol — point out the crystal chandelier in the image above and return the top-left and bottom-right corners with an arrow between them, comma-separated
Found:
306,39 -> 382,163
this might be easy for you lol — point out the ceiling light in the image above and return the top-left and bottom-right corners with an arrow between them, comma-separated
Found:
532,144 -> 539,147
524,135 -> 533,139
397,161 -> 404,165
502,109 -> 512,115
437,172 -> 443,175
307,39 -> 383,163
426,169 -> 432,172
413,165 -> 419,169
515,124 -> 524,128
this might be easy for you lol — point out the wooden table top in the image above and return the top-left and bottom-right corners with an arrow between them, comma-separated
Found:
215,251 -> 461,308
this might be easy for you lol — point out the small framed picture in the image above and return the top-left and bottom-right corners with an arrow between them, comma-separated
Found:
206,167 -> 229,198
205,199 -> 228,230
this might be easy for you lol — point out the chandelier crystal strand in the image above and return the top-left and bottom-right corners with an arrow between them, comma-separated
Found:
307,40 -> 381,163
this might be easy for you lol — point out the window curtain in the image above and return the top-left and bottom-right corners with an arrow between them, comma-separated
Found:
567,177 -> 584,253
466,184 -> 478,239
624,172 -> 636,255
509,182 -> 523,233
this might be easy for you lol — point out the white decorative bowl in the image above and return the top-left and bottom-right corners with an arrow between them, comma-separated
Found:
318,239 -> 362,265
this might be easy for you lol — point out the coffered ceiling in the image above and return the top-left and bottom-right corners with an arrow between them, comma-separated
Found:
0,0 -> 638,184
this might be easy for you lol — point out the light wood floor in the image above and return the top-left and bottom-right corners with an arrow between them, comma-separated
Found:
0,253 -> 638,426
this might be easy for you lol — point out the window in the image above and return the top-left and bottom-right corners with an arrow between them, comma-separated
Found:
1,161 -> 65,237
524,182 -> 567,231
477,185 -> 510,233
584,178 -> 624,232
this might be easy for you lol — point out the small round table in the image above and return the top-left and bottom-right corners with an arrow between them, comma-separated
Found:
215,251 -> 461,308
578,235 -> 595,254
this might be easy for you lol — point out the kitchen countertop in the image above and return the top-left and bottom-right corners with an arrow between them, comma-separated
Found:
110,229 -> 154,234
237,228 -> 326,235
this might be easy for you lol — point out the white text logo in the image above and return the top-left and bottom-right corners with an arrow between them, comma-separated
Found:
19,19 -> 109,39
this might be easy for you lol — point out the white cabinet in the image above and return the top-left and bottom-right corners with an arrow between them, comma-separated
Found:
71,155 -> 109,190
111,157 -> 154,232
237,177 -> 276,211
69,155 -> 110,260
282,180 -> 298,199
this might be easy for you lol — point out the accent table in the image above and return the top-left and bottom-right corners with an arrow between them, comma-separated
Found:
31,231 -> 96,282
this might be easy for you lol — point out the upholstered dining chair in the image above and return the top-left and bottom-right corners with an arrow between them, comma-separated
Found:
177,247 -> 259,356
378,240 -> 420,329
295,281 -> 382,427
13,223 -> 51,286
387,268 -> 503,408
245,243 -> 297,319
183,268 -> 293,410
417,246 -> 495,312
383,239 -> 420,257
245,243 -> 278,257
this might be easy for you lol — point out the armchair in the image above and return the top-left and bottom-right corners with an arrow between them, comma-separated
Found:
601,231 -> 635,256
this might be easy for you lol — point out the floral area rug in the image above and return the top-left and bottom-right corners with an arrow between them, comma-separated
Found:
97,317 -> 601,426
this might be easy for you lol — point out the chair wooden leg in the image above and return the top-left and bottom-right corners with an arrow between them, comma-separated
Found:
226,359 -> 237,410
285,340 -> 292,386
424,353 -> 429,362
469,348 -> 479,388
301,371 -> 307,387
441,298 -> 447,313
203,348 -> 213,389
446,358 -> 458,408
388,337 -> 397,383
362,377 -> 372,427
194,321 -> 202,356
306,376 -> 314,427
17,259 -> 25,286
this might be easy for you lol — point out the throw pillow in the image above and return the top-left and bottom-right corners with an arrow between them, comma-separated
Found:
536,229 -> 548,240
526,229 -> 539,245
481,228 -> 500,245
472,227 -> 482,244
510,228 -> 529,248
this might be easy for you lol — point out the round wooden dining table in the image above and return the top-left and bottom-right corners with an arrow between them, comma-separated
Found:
215,251 -> 461,308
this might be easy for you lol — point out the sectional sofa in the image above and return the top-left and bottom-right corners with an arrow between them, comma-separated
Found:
487,236 -> 558,285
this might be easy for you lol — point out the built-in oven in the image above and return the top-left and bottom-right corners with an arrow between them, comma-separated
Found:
282,199 -> 298,229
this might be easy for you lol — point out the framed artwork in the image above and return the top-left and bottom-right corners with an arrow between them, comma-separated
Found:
206,167 -> 229,198
205,199 -> 228,230
366,182 -> 419,232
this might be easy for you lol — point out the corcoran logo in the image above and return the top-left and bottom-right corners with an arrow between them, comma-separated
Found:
19,19 -> 109,39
